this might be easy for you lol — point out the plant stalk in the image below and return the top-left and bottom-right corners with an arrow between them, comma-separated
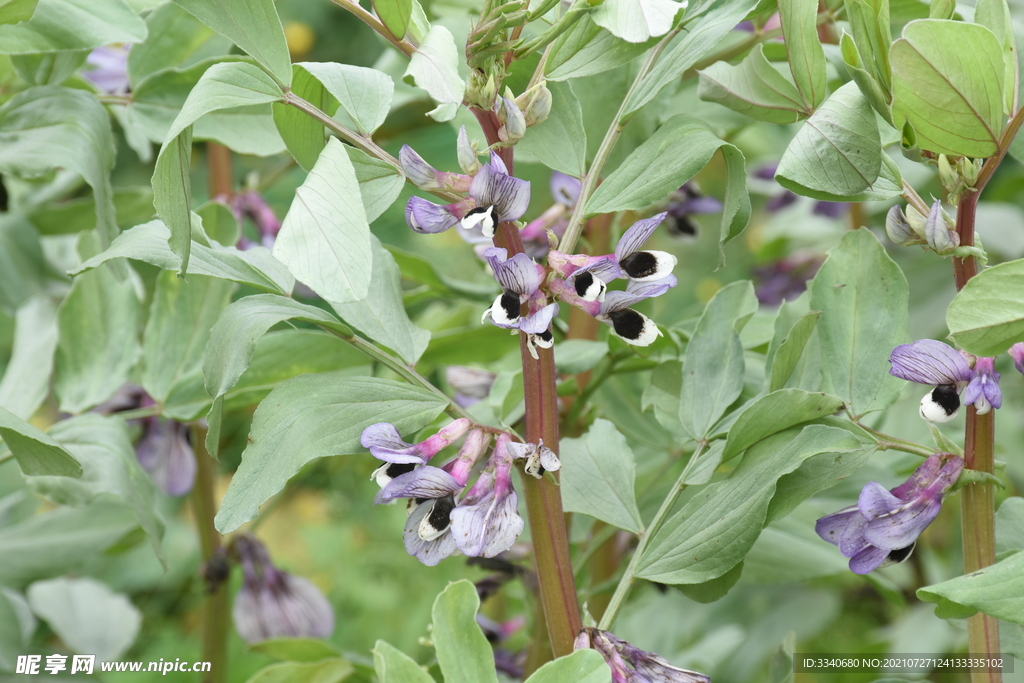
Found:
328,0 -> 416,56
206,142 -> 234,198
473,106 -> 582,660
191,426 -> 229,683
954,189 -> 1001,683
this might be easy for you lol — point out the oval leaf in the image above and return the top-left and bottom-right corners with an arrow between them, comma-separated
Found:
947,257 -> 1024,356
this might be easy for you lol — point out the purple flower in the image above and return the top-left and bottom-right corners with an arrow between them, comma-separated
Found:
481,247 -> 559,355
399,145 -> 472,193
84,45 -> 130,95
664,183 -> 723,237
445,366 -> 497,407
889,340 -> 977,422
450,435 -> 525,558
230,193 -> 281,249
576,628 -> 711,683
404,151 -> 530,238
231,535 -> 334,644
136,418 -> 196,497
1009,343 -> 1024,375
517,173 -> 582,258
816,453 -> 963,574
962,356 -> 1001,415
752,252 -> 822,306
362,418 -> 472,467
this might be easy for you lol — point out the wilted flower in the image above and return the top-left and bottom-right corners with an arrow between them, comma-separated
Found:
404,151 -> 530,238
449,434 -> 525,558
888,340 -> 987,422
507,439 -> 560,479
231,535 -> 334,644
815,453 -> 964,574
576,628 -> 711,683
84,45 -> 130,94
136,418 -> 196,497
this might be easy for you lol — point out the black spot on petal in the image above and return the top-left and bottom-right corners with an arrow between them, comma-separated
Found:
386,462 -> 416,479
464,206 -> 489,220
667,215 -> 698,237
932,384 -> 960,415
574,271 -> 595,298
427,495 -> 456,532
608,309 -> 645,341
620,251 -> 659,279
887,543 -> 915,564
500,291 -> 520,321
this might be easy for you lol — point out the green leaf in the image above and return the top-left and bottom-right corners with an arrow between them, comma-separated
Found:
152,61 -> 284,273
404,25 -> 465,121
591,0 -> 683,43
919,550 -> 1024,625
766,310 -> 821,392
678,281 -> 756,440
841,33 -> 895,125
431,580 -> 498,683
215,374 -> 447,532
524,650 -> 611,683
0,502 -> 135,586
243,659 -> 354,683
624,0 -> 760,115
330,236 -> 430,364
744,508 -> 850,582
698,45 -> 809,123
545,15 -> 656,81
127,1 -> 228,86
27,576 -> 141,662
722,390 -> 845,460
778,0 -> 828,108
203,295 -> 352,402
0,86 -> 118,244
298,61 -> 394,136
554,340 -> 608,375
71,219 -> 295,296
130,57 -> 286,156
55,234 -> 141,415
776,82 -> 882,199
947,258 -> 1024,356
0,0 -> 38,24
560,418 -> 643,533
516,81 -> 587,177
0,405 -> 81,477
347,147 -> 405,223
142,271 -> 234,405
274,65 -> 338,171
891,19 -> 1005,157
975,0 -> 1017,115
0,0 -> 146,53
196,199 -> 240,246
0,296 -> 57,420
636,425 -> 859,584
844,0 -> 893,96
172,0 -> 292,86
250,638 -> 342,664
373,640 -> 434,683
0,217 -> 44,313
809,229 -> 908,418
31,414 -> 166,566
778,148 -> 903,202
10,50 -> 88,85
585,114 -> 749,261
0,588 -> 35,673
766,443 -> 871,523
373,0 -> 412,40
997,498 -> 1024,559
273,137 -> 372,304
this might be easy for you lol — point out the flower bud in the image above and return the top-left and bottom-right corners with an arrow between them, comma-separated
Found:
515,83 -> 553,127
885,205 -> 920,246
925,200 -> 959,253
938,154 -> 958,190
456,126 -> 481,175
494,96 -> 526,144
905,204 -> 929,240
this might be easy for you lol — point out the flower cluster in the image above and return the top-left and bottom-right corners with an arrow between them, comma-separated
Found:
481,247 -> 559,357
231,535 -> 335,644
547,214 -> 678,346
575,628 -> 711,683
362,420 -> 558,565
816,453 -> 964,574
889,339 -> 1002,422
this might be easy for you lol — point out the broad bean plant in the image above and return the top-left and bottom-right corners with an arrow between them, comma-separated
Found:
0,0 -> 1023,681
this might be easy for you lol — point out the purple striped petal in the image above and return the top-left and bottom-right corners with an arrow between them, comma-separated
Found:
404,501 -> 459,566
814,505 -> 859,548
614,213 -> 667,261
470,160 -> 530,221
374,466 -> 463,504
848,544 -> 890,574
483,247 -> 541,295
889,340 -> 973,385
405,196 -> 459,233
519,303 -> 559,335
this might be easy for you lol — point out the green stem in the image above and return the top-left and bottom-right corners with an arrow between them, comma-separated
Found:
598,442 -> 707,630
282,92 -> 462,204
851,421 -> 935,458
514,2 -> 589,59
953,190 -> 1001,683
560,29 -> 679,254
191,426 -> 229,683
901,179 -> 931,217
328,0 -> 417,56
